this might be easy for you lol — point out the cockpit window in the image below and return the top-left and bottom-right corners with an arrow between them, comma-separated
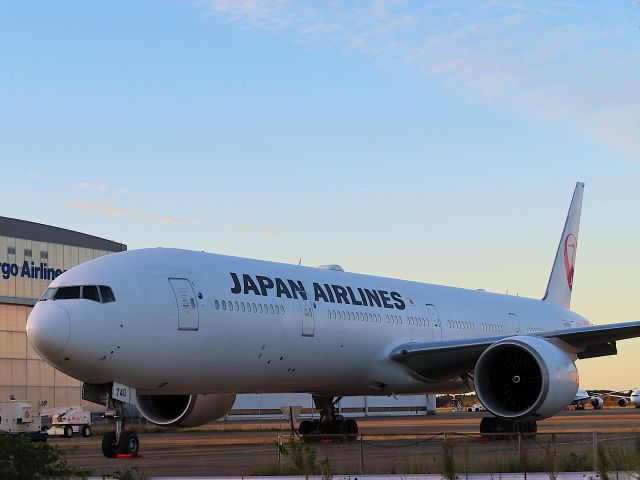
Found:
40,288 -> 57,301
82,285 -> 100,302
54,286 -> 81,300
39,285 -> 116,303
99,286 -> 116,303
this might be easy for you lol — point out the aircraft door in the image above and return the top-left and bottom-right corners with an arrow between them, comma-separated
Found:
299,300 -> 315,337
426,304 -> 442,342
508,312 -> 520,334
169,278 -> 199,331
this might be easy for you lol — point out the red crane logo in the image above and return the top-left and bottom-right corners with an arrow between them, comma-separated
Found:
563,233 -> 577,290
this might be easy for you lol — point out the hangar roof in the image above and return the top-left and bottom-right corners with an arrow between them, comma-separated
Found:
0,216 -> 126,252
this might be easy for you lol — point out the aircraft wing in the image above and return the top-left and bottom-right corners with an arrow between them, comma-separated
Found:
390,320 -> 640,381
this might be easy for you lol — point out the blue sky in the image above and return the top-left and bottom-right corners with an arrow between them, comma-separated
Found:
1,1 -> 639,387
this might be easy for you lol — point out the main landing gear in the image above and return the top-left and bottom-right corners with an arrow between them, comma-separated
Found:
480,417 -> 537,439
101,395 -> 140,458
298,395 -> 358,442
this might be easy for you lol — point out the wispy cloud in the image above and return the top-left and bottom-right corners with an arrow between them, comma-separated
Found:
29,172 -> 43,179
79,181 -> 109,192
237,225 -> 279,239
78,182 -> 129,194
67,201 -> 189,224
204,1 -> 640,157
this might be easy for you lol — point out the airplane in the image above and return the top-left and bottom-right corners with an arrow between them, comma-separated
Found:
604,389 -> 640,408
571,388 -> 604,410
26,182 -> 640,457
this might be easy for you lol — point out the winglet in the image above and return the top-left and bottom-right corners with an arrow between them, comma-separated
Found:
543,182 -> 585,309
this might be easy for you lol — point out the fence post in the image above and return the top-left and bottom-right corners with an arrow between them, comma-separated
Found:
277,435 -> 282,465
593,431 -> 598,470
360,434 -> 365,473
464,436 -> 469,480
518,433 -> 522,460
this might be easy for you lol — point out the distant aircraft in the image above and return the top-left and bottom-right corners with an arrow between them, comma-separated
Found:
606,389 -> 640,408
571,388 -> 604,410
27,183 -> 640,458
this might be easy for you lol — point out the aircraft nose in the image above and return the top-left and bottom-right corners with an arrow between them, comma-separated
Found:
27,303 -> 71,359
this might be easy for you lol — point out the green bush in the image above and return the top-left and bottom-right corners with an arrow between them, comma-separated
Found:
0,433 -> 90,480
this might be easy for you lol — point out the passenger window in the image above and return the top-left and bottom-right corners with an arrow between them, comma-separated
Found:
241,302 -> 246,312
269,304 -> 274,314
215,300 -> 220,310
54,286 -> 81,300
222,300 -> 227,310
235,301 -> 239,311
281,306 -> 285,315
99,286 -> 116,303
229,301 -> 234,311
82,285 -> 100,302
259,304 -> 263,313
252,303 -> 257,313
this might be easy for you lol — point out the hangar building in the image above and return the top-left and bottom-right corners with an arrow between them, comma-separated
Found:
0,216 -> 126,409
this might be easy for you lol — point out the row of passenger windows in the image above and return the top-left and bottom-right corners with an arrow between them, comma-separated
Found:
211,301 -> 528,335
39,285 -> 116,303
523,326 -> 544,333
407,316 -> 431,327
328,309 -> 381,323
214,299 -> 285,316
448,320 -> 475,330
327,309 -> 405,325
481,323 -> 504,333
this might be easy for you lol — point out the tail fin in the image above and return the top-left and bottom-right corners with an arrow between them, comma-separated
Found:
543,182 -> 585,309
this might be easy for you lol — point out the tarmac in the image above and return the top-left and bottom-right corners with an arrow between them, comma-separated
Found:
51,408 -> 640,477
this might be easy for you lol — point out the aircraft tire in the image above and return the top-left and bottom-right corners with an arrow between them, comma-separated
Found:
81,425 -> 91,438
101,432 -> 118,458
118,431 -> 140,456
345,419 -> 358,441
299,420 -> 312,436
64,426 -> 73,438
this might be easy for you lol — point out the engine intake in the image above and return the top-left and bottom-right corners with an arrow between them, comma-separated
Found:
475,336 -> 578,420
136,393 -> 236,427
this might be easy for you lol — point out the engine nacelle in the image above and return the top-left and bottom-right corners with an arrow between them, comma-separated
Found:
475,336 -> 578,421
618,398 -> 628,407
591,396 -> 604,409
136,393 -> 236,427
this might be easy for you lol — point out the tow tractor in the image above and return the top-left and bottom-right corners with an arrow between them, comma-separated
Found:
41,405 -> 92,438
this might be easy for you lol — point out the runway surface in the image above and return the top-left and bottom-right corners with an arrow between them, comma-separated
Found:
52,409 -> 640,477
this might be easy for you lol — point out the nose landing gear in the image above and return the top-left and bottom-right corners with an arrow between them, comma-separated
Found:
101,394 -> 140,458
298,395 -> 358,442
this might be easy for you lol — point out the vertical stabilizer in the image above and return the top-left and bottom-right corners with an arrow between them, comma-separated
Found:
543,182 -> 584,309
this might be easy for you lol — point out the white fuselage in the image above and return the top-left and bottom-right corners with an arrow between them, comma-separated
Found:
27,248 -> 590,397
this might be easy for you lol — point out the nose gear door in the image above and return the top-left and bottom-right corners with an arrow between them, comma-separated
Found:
169,278 -> 199,331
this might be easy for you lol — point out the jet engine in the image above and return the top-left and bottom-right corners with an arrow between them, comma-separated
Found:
618,398 -> 628,407
590,396 -> 604,409
475,336 -> 578,420
136,393 -> 236,427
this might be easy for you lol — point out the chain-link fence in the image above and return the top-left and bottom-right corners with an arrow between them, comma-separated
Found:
266,432 -> 640,476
